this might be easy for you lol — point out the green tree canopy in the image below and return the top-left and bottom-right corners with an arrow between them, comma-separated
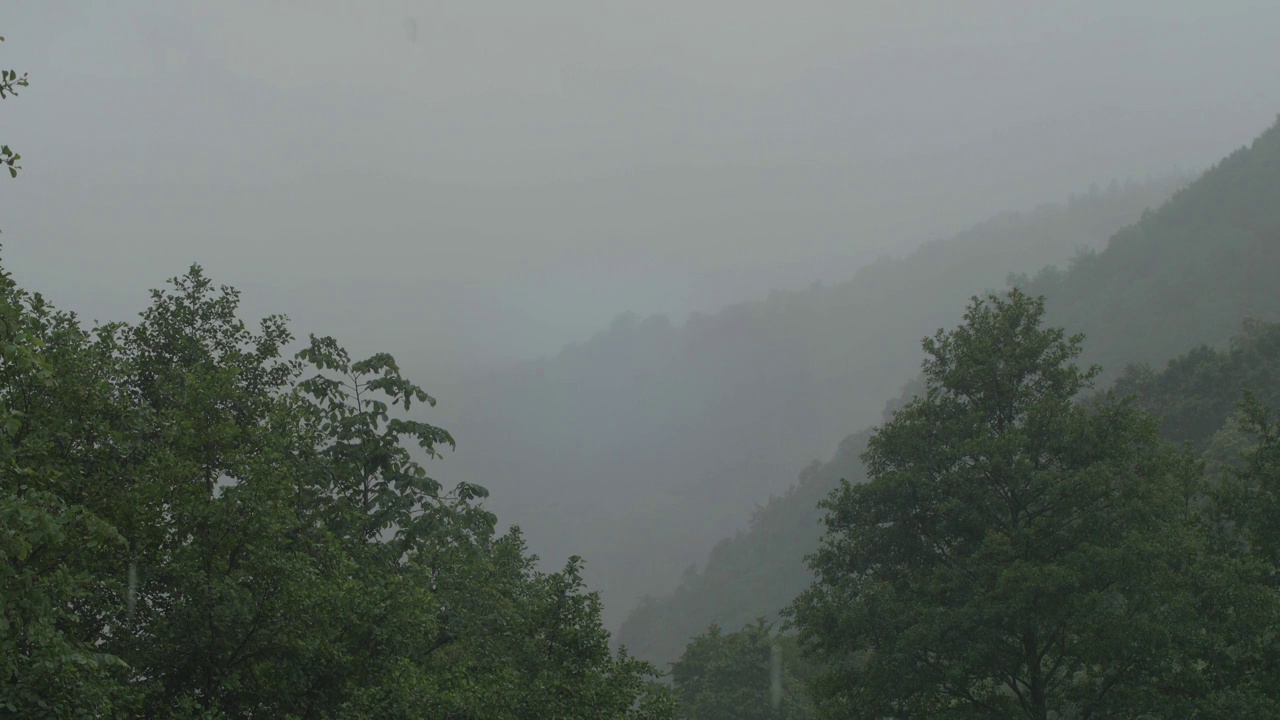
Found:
671,620 -> 815,720
788,289 -> 1277,718
0,259 -> 675,717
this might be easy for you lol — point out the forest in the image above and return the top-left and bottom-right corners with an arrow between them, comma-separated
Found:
618,118 -> 1280,673
8,16 -> 1280,720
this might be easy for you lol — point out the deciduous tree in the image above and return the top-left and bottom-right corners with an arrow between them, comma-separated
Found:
789,290 -> 1271,718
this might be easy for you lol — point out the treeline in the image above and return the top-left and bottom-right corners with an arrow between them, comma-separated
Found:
1023,116 -> 1280,383
674,291 -> 1280,718
628,318 -> 1280,670
440,169 -> 1186,628
0,264 -> 676,718
792,290 -> 1280,717
624,117 -> 1280,677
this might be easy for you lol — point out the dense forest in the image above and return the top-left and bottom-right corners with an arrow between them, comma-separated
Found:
621,118 -> 1280,681
0,263 -> 677,718
437,173 -> 1187,627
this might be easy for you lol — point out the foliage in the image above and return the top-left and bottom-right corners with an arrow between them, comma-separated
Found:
1020,117 -> 1280,384
0,260 -> 673,717
623,118 -> 1280,671
1221,392 -> 1280,578
788,290 -> 1278,718
1113,318 -> 1280,452
671,620 -> 815,720
1,46 -> 132,714
0,263 -> 130,717
1192,393 -> 1280,714
631,318 -> 1280,709
0,35 -> 25,179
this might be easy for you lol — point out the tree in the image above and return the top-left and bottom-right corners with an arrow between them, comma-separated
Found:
0,260 -> 132,717
0,35 -> 26,179
1222,392 -> 1280,573
671,620 -> 815,720
0,260 -> 675,718
788,289 -> 1265,718
83,267 -> 676,718
0,37 -> 131,716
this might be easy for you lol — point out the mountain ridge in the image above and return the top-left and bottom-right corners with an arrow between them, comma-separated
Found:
433,172 -> 1186,629
617,117 -> 1280,663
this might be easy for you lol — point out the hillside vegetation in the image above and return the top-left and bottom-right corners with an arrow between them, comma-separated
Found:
619,118 -> 1280,666
439,175 -> 1186,626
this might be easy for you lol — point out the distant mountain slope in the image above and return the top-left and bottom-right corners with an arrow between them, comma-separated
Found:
437,175 -> 1185,628
1114,318 -> 1280,452
616,118 -> 1280,664
618,428 -> 871,666
1028,117 -> 1280,379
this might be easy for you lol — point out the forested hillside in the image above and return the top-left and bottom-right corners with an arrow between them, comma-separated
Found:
437,176 -> 1185,626
619,118 -> 1280,666
788,290 -> 1280,717
1028,116 -> 1280,379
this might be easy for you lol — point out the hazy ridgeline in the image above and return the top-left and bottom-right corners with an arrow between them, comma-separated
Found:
618,118 -> 1280,666
428,174 -> 1186,628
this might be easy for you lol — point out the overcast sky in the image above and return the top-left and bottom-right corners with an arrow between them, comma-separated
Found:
4,1 -> 1278,365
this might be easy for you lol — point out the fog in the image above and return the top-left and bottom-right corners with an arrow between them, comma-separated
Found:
7,2 -> 1280,627
7,1 -> 1276,360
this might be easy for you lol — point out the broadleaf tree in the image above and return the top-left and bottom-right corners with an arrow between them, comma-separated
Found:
788,289 -> 1278,718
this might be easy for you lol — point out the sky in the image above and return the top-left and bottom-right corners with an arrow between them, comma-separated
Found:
4,0 -> 1279,366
